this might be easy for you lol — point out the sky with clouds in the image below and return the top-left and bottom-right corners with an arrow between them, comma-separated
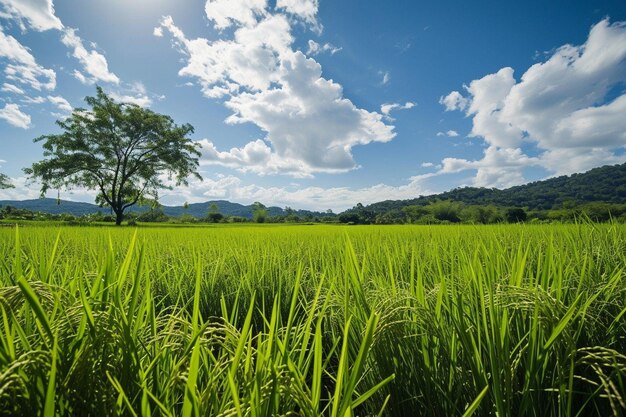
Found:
0,0 -> 625,211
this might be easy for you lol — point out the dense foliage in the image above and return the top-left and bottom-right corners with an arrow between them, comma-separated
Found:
0,173 -> 12,189
0,224 -> 625,416
24,87 -> 202,225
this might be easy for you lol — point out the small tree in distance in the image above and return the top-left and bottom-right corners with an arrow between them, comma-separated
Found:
252,202 -> 267,223
25,87 -> 202,225
207,203 -> 223,223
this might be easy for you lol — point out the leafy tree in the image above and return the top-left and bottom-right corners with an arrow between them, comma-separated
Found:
207,203 -> 223,223
136,208 -> 169,223
0,173 -> 13,189
403,205 -> 429,223
427,200 -> 462,223
338,212 -> 361,224
252,202 -> 267,223
461,205 -> 502,224
25,87 -> 202,225
506,208 -> 527,223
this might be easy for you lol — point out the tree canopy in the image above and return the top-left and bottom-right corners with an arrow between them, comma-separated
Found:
0,173 -> 13,189
25,87 -> 202,225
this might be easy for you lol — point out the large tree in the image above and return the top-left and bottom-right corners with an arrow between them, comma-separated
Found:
25,87 -> 202,225
0,173 -> 13,189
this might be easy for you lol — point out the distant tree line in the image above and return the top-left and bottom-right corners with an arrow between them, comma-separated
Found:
337,200 -> 626,225
3,200 -> 626,226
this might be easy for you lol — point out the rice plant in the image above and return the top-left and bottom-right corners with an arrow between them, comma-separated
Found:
0,223 -> 624,416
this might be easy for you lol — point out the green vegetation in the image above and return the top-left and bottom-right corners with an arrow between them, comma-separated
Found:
24,87 -> 202,226
0,223 -> 625,416
0,173 -> 12,189
362,162 -> 626,213
6,162 -> 626,225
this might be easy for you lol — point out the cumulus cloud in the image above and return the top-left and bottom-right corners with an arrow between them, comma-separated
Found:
204,0 -> 267,30
0,27 -> 56,90
157,3 -> 396,177
0,0 -> 62,31
306,39 -> 341,56
440,19 -> 626,186
439,90 -> 468,112
440,147 -> 540,188
61,28 -> 119,84
199,139 -> 316,177
0,103 -> 31,129
276,0 -> 321,34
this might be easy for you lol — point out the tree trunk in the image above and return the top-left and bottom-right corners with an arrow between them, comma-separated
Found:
114,209 -> 124,226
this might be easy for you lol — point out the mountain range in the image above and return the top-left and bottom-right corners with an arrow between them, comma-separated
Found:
0,198 -> 329,219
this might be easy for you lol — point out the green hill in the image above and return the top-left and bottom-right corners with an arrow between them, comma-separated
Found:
344,162 -> 626,215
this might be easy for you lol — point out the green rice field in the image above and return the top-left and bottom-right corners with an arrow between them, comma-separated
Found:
0,223 -> 625,416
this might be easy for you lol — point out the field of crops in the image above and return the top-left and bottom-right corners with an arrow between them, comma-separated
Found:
0,223 -> 625,416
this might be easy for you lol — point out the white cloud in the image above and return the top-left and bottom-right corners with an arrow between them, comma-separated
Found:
1,83 -> 24,95
306,39 -> 341,56
159,14 -> 291,96
109,93 -> 150,107
61,28 -> 119,84
0,27 -> 56,90
0,168 -> 438,212
439,90 -> 468,112
22,95 -> 45,104
464,67 -> 522,148
380,101 -> 415,116
204,0 -> 267,30
0,0 -> 63,31
440,19 -> 626,186
223,52 -> 395,173
0,103 -> 31,129
421,162 -> 435,168
153,26 -> 163,37
199,138 -> 315,177
276,0 -> 321,34
0,174 -> 100,201
71,70 -> 86,84
0,0 -> 119,89
158,171 -> 437,211
47,95 -> 72,113
107,82 -> 160,107
158,6 -> 395,177
436,129 -> 459,137
441,147 -> 540,188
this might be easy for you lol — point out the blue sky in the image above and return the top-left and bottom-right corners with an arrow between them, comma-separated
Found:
1,0 -> 625,211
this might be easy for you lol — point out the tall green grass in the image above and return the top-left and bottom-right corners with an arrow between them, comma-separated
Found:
0,223 -> 625,416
